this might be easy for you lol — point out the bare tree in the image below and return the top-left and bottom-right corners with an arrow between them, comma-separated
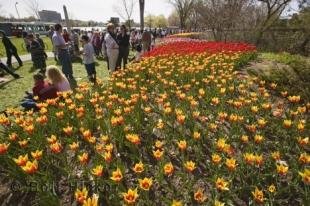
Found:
25,0 -> 40,19
139,0 -> 145,30
168,11 -> 180,27
114,0 -> 135,29
197,0 -> 254,41
169,0 -> 195,29
255,0 -> 293,43
145,14 -> 155,28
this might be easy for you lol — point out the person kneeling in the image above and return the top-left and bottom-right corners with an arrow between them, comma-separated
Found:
21,73 -> 58,111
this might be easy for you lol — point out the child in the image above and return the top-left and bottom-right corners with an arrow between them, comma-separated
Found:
46,66 -> 71,92
27,34 -> 46,74
80,35 -> 96,82
0,59 -> 20,79
35,33 -> 48,59
21,73 -> 58,110
130,44 -> 142,63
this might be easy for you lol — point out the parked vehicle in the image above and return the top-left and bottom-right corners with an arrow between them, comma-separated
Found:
0,22 -> 55,37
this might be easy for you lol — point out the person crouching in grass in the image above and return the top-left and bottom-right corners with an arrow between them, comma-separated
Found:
27,34 -> 47,74
80,35 -> 96,83
21,73 -> 58,111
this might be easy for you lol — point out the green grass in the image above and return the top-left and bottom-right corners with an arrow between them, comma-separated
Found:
0,37 -> 53,57
248,52 -> 310,101
0,59 -> 109,111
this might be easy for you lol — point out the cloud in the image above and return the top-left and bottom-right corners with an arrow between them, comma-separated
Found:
0,0 -> 173,22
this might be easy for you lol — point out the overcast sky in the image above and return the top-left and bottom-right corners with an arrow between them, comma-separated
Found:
0,0 -> 174,22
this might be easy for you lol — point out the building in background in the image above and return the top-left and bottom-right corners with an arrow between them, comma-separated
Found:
110,17 -> 120,26
39,10 -> 62,23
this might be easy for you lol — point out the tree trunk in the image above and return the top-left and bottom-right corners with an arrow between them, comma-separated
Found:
139,0 -> 145,31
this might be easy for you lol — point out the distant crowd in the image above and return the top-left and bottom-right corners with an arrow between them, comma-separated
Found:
0,23 -> 170,111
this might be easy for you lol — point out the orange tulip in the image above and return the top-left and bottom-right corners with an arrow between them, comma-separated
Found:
252,187 -> 264,204
78,152 -> 89,165
13,154 -> 29,166
0,143 -> 10,155
75,187 -> 88,204
110,168 -> 123,182
132,161 -> 144,174
122,188 -> 138,205
184,161 -> 196,172
138,177 -> 153,191
194,189 -> 207,203
163,162 -> 174,176
91,165 -> 103,177
21,160 -> 38,174
153,149 -> 164,160
31,150 -> 43,160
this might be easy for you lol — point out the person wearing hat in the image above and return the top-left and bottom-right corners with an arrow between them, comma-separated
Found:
0,30 -> 23,68
104,23 -> 119,72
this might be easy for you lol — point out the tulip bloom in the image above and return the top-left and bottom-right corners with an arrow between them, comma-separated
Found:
132,162 -> 144,174
184,161 -> 196,173
194,189 -> 207,203
91,165 -> 103,177
110,168 -> 123,182
122,188 -> 139,205
252,187 -> 264,204
164,163 -> 174,176
215,177 -> 229,191
75,187 -> 88,204
138,177 -> 153,191
31,150 -> 43,160
83,194 -> 99,206
0,143 -> 10,155
14,154 -> 29,166
21,160 -> 38,174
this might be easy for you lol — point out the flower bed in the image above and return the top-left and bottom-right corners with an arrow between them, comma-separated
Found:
144,39 -> 256,57
167,32 -> 204,39
0,39 -> 309,206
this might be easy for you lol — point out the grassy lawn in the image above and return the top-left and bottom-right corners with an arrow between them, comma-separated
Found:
247,52 -> 310,102
0,58 -> 109,111
0,36 -> 53,57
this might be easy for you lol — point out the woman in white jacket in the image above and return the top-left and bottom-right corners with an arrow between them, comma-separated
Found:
104,24 -> 119,72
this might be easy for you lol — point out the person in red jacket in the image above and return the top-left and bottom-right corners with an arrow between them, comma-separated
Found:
21,73 -> 58,110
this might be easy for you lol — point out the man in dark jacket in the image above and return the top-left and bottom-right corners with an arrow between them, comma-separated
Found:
0,30 -> 23,67
0,60 -> 20,79
116,25 -> 130,69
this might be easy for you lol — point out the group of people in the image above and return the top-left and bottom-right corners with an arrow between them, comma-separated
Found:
0,22 -> 165,111
21,66 -> 71,110
48,23 -> 154,78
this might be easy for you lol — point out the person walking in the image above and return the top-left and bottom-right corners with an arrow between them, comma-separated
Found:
92,32 -> 102,57
81,35 -> 96,83
62,29 -> 71,43
141,30 -> 152,52
0,30 -> 23,68
0,60 -> 20,79
48,26 -> 58,61
35,33 -> 48,59
52,24 -> 74,79
28,34 -> 47,74
104,23 -> 119,72
71,30 -> 80,57
116,25 -> 130,69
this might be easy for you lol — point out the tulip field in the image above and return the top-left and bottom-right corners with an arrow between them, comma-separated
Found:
0,38 -> 309,206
